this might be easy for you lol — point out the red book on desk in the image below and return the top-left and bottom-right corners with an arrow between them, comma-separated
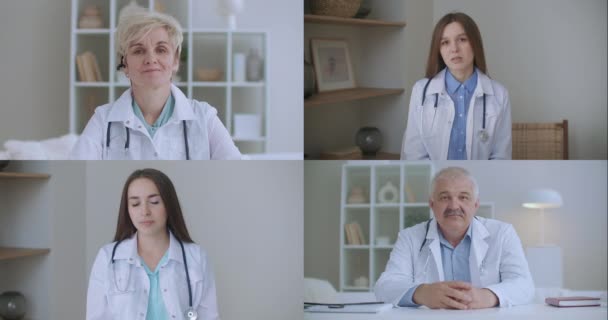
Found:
545,296 -> 601,307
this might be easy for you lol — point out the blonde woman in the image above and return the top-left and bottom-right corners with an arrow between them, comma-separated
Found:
71,8 -> 241,160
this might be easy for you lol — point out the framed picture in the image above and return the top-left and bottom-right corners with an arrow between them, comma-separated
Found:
310,38 -> 356,92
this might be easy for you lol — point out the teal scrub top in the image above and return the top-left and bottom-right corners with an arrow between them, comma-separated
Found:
141,251 -> 170,320
132,94 -> 175,138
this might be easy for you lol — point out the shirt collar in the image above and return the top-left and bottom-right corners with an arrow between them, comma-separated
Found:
445,68 -> 478,95
112,230 -> 185,266
437,223 -> 473,249
107,84 -> 196,124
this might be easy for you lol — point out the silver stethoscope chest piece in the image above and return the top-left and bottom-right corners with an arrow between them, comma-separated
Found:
478,129 -> 489,143
185,307 -> 198,320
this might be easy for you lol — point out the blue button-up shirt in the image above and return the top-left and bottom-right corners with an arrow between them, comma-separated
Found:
446,69 -> 478,160
399,225 -> 473,307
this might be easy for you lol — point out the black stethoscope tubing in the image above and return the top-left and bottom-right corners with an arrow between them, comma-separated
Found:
422,78 -> 486,130
111,237 -> 193,312
106,120 -> 190,160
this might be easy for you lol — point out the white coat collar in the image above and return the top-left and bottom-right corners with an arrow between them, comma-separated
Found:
112,231 -> 186,266
425,217 -> 490,282
426,68 -> 495,98
107,84 -> 196,125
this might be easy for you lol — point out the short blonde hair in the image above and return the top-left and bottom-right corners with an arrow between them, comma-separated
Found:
115,8 -> 183,67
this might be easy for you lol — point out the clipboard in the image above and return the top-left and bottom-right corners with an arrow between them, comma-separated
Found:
304,302 -> 393,313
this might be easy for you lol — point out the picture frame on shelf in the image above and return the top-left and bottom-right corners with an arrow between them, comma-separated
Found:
310,38 -> 356,92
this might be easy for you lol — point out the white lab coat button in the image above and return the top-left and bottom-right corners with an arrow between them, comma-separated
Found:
154,152 -> 159,157
139,312 -> 144,317
164,288 -> 168,292
126,120 -> 130,125
172,315 -> 176,319
144,289 -> 147,294
138,125 -> 142,129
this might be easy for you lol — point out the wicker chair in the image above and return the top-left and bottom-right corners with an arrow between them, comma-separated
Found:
512,120 -> 568,159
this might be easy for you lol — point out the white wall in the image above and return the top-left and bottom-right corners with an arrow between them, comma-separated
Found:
304,161 -> 607,291
432,0 -> 607,159
0,0 -> 302,154
85,161 -> 303,320
0,0 -> 71,144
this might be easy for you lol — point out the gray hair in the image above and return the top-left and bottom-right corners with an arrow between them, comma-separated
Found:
430,167 -> 479,200
115,6 -> 183,66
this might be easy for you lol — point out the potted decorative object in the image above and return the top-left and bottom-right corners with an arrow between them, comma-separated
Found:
310,0 -> 362,18
0,160 -> 9,171
78,5 -> 104,29
0,291 -> 26,320
355,127 -> 383,157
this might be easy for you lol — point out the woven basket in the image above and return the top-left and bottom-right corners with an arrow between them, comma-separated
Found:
310,0 -> 362,18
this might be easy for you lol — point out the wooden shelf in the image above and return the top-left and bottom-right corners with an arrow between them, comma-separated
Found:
305,87 -> 404,107
0,247 -> 50,261
0,172 -> 51,179
304,14 -> 406,28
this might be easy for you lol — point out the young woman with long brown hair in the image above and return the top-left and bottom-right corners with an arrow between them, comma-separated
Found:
402,12 -> 512,160
86,168 -> 219,320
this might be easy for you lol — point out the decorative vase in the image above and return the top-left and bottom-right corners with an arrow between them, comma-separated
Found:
0,291 -> 26,320
304,59 -> 316,99
246,48 -> 264,81
378,181 -> 399,203
0,160 -> 9,171
354,0 -> 372,19
355,127 -> 382,157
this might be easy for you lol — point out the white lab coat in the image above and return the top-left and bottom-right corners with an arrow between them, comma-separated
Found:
86,232 -> 220,320
70,84 -> 242,160
401,69 -> 512,160
374,217 -> 534,307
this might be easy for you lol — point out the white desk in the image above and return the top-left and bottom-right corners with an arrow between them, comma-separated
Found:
304,304 -> 607,320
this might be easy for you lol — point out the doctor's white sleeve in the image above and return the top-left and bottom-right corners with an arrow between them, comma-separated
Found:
86,248 -> 111,320
484,224 -> 535,307
374,229 -> 419,305
402,82 -> 430,160
69,110 -> 104,160
204,106 -> 242,160
489,89 -> 512,160
198,249 -> 221,320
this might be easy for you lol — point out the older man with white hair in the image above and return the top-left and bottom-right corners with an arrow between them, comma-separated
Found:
374,167 -> 534,309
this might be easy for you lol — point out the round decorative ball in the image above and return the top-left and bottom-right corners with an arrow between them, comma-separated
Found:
355,127 -> 382,156
0,291 -> 26,320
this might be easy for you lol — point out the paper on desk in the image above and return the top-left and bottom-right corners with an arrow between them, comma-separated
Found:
305,303 -> 393,313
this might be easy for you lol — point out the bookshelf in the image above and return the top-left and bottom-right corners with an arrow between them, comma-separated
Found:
339,162 -> 494,291
69,0 -> 269,154
304,0 -> 407,158
0,170 -> 51,318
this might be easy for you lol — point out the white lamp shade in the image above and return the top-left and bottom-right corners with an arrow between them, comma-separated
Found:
522,188 -> 563,209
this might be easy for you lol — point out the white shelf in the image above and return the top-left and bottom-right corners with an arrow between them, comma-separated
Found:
69,0 -> 270,153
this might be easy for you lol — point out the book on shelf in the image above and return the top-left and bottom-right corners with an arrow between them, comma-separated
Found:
76,51 -> 102,82
404,183 -> 416,202
345,222 -> 366,245
545,296 -> 601,307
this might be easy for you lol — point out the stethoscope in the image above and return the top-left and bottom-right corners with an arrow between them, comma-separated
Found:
421,77 -> 489,143
105,120 -> 191,160
416,217 -> 485,280
111,237 -> 198,320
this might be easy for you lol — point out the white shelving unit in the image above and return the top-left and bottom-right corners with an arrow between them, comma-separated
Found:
69,0 -> 269,154
339,162 -> 494,291
0,171 -> 51,319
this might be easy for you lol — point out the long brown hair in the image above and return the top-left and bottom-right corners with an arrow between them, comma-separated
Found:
425,12 -> 488,78
113,168 -> 194,243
